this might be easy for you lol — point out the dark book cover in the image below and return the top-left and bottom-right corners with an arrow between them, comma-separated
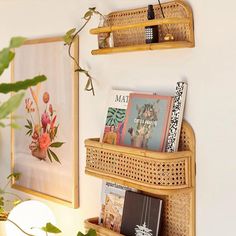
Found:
120,191 -> 163,236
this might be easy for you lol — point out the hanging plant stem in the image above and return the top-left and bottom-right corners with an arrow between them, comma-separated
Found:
64,7 -> 104,96
7,219 -> 35,236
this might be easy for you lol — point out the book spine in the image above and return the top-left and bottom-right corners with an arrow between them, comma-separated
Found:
165,82 -> 188,152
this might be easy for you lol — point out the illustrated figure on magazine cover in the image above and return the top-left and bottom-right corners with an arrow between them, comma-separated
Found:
103,125 -> 118,145
128,102 -> 159,149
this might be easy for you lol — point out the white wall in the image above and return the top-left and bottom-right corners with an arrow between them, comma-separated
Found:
0,0 -> 236,235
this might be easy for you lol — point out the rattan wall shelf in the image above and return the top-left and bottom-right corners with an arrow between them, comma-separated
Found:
84,121 -> 196,236
90,0 -> 194,55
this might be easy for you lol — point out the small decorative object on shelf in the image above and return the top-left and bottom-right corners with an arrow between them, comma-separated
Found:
145,5 -> 159,44
98,15 -> 113,49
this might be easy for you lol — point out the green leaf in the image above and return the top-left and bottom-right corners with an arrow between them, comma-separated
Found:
83,10 -> 93,20
10,123 -> 21,129
0,48 -> 15,76
47,149 -> 52,163
54,125 -> 59,138
77,233 -> 85,236
49,142 -> 64,148
26,129 -> 32,136
63,35 -> 73,45
0,75 -> 47,94
85,78 -> 92,91
27,119 -> 33,129
9,37 -> 27,49
41,223 -> 61,233
49,149 -> 61,164
7,172 -> 21,181
66,28 -> 76,36
86,229 -> 97,236
0,122 -> 6,128
0,197 -> 4,207
0,93 -> 25,120
77,229 -> 97,236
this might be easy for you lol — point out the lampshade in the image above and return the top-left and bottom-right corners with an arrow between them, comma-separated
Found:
5,200 -> 56,236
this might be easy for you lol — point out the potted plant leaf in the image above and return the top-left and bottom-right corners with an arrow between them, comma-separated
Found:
0,37 -> 47,224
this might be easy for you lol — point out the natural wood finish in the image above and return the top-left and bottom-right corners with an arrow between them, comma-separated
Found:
90,17 -> 191,34
90,0 -> 194,55
91,41 -> 194,55
85,120 -> 196,236
10,36 -> 79,208
85,218 -> 124,236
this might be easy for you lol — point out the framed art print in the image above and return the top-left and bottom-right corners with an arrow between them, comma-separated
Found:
11,37 -> 79,208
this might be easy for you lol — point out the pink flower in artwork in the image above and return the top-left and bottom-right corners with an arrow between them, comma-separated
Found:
41,112 -> 50,132
25,98 -> 35,113
38,133 -> 51,150
49,104 -> 53,115
25,90 -> 64,163
50,115 -> 57,129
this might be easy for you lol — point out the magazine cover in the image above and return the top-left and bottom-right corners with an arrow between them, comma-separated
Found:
99,181 -> 136,225
121,93 -> 173,151
103,193 -> 125,233
120,191 -> 163,236
100,89 -> 133,144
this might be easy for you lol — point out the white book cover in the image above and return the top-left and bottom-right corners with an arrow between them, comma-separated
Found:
165,82 -> 188,152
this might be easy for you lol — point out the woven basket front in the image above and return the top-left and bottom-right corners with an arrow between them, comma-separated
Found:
85,121 -> 194,190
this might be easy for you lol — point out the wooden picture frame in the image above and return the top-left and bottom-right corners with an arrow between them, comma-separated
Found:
11,37 -> 79,208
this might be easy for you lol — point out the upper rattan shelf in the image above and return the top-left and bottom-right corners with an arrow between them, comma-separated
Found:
90,0 -> 195,55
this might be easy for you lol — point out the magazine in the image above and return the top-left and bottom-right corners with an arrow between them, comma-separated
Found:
121,93 -> 173,151
99,181 -> 136,225
103,193 -> 125,233
100,89 -> 133,144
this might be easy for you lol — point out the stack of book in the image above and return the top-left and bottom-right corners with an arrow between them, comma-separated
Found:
100,81 -> 187,152
100,181 -> 163,236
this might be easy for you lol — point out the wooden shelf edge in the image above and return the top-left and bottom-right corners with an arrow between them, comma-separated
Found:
85,169 -> 193,195
85,218 -> 124,236
91,41 -> 195,55
85,138 -> 192,161
90,17 -> 191,35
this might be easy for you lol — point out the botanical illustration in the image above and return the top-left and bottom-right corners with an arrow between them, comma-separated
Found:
25,89 -> 64,163
135,223 -> 153,236
128,101 -> 159,149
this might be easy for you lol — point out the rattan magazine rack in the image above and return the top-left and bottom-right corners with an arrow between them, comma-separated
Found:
90,0 -> 194,55
84,120 -> 196,236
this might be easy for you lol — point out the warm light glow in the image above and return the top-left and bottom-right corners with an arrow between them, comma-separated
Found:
5,200 -> 56,236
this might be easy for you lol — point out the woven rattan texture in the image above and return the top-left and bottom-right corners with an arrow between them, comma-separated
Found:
162,192 -> 191,236
86,147 -> 188,188
86,122 -> 194,189
107,1 -> 191,47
